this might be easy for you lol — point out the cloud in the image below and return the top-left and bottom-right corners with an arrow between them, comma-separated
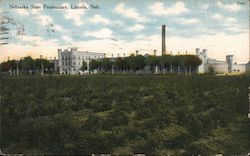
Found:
211,13 -> 222,20
84,28 -> 113,39
127,24 -> 144,32
211,14 -> 242,33
217,1 -> 241,12
150,2 -> 189,16
53,25 -> 64,32
202,4 -> 209,10
62,36 -> 73,43
89,14 -> 111,25
226,17 -> 236,23
63,3 -> 85,26
114,3 -> 148,22
177,18 -> 201,25
15,9 -> 30,15
17,35 -> 59,47
211,13 -> 237,23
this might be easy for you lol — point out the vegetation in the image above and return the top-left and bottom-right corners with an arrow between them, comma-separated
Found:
81,61 -> 87,71
0,56 -> 55,75
1,54 -> 201,75
0,75 -> 249,155
87,54 -> 202,74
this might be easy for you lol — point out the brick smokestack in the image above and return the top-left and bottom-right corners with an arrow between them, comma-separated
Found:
162,25 -> 166,56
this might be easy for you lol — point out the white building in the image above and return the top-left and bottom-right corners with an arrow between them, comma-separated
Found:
196,48 -> 247,74
58,47 -> 105,74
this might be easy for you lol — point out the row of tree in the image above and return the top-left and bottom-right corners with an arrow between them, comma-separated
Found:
0,54 -> 202,75
0,56 -> 55,75
86,54 -> 202,74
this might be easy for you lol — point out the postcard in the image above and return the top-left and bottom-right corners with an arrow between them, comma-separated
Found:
0,0 -> 249,155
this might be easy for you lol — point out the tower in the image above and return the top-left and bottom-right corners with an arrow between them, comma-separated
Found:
196,48 -> 207,74
202,49 -> 207,64
58,49 -> 62,74
153,49 -> 157,56
162,25 -> 166,56
226,55 -> 233,73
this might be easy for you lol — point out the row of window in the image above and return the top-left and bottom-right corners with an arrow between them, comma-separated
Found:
61,55 -> 104,60
62,68 -> 79,71
62,61 -> 85,66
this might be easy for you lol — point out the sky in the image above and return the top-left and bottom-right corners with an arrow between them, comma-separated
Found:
0,0 -> 249,63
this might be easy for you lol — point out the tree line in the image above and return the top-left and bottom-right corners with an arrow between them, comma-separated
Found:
87,54 -> 202,75
0,54 -> 202,75
0,56 -> 55,75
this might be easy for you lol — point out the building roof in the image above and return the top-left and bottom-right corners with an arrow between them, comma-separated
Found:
77,51 -> 105,55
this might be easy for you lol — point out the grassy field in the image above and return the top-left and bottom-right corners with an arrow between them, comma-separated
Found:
0,75 -> 249,155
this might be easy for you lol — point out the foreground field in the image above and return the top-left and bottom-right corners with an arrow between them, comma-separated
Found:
0,75 -> 249,155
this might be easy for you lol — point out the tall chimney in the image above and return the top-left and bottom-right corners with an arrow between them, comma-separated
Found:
153,49 -> 157,56
249,47 -> 250,63
162,25 -> 166,56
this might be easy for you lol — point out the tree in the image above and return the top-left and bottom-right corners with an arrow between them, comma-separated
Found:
127,54 -> 146,72
0,60 -> 16,72
34,58 -> 53,74
81,61 -> 87,71
19,56 -> 35,74
145,56 -> 160,73
159,55 -> 173,73
183,55 -> 202,74
100,58 -> 112,72
89,59 -> 100,71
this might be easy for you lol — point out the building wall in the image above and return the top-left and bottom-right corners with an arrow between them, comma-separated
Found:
196,48 -> 207,74
58,48 -> 105,74
207,58 -> 225,64
232,64 -> 246,73
196,48 -> 248,74
205,64 -> 228,73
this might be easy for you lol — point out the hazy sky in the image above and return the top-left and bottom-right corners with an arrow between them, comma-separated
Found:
0,0 -> 249,63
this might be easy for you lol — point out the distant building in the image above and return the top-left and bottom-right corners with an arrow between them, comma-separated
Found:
196,48 -> 247,74
58,47 -> 105,74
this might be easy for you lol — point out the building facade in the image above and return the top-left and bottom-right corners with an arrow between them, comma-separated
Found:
58,48 -> 105,74
196,48 -> 247,74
